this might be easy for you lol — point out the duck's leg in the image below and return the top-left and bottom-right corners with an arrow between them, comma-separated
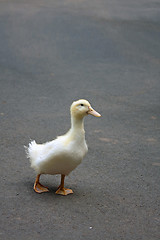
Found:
55,174 -> 73,195
34,174 -> 49,193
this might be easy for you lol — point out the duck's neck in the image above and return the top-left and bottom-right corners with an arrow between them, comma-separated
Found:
70,116 -> 85,134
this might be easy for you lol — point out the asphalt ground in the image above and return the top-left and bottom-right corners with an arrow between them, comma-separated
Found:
0,1 -> 160,239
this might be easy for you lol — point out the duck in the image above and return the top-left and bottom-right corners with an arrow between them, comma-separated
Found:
25,99 -> 101,195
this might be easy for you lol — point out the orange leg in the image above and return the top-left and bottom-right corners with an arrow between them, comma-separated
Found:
34,174 -> 49,193
55,174 -> 73,196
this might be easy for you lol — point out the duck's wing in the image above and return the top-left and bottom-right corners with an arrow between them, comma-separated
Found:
34,137 -> 67,165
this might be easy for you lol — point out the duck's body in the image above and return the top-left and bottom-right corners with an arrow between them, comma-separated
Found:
28,123 -> 88,176
26,99 -> 101,195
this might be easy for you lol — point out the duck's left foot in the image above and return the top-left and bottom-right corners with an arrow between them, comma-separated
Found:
34,175 -> 49,194
55,187 -> 73,196
34,182 -> 49,194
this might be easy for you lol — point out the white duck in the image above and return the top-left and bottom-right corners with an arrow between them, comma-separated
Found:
26,99 -> 101,195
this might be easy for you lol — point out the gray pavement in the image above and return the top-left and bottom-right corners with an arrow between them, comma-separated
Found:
0,1 -> 160,239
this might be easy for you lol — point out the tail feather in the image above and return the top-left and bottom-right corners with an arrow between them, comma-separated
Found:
24,140 -> 38,165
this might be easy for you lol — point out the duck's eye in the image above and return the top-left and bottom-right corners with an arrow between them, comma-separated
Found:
80,104 -> 84,106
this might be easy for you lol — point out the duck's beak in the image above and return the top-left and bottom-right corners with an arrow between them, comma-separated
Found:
87,106 -> 101,117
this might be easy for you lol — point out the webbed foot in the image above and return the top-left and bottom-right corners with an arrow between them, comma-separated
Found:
55,187 -> 73,196
34,174 -> 49,194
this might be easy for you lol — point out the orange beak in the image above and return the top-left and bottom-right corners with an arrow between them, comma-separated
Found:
87,106 -> 101,117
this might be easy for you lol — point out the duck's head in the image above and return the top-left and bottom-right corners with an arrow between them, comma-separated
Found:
70,99 -> 101,119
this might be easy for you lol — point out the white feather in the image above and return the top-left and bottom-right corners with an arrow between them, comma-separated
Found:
25,99 -> 98,176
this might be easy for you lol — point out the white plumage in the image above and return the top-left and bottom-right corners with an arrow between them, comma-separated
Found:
26,99 -> 101,195
27,131 -> 88,176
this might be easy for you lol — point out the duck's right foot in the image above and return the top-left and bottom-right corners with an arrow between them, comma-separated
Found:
55,174 -> 73,196
55,187 -> 73,196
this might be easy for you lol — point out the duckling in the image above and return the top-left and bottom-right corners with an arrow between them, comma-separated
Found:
26,99 -> 101,195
